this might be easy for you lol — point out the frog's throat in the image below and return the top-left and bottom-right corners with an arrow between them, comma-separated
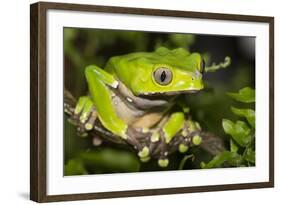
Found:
116,81 -> 172,110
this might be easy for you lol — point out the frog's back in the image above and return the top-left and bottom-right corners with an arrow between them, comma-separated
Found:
104,51 -> 153,86
105,51 -> 150,73
105,47 -> 191,74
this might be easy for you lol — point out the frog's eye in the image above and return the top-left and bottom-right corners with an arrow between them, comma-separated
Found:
153,67 -> 173,86
200,59 -> 205,73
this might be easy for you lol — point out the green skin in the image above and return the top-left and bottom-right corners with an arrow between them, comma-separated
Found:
74,47 -> 205,167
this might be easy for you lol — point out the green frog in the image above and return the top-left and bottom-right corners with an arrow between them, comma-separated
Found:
73,47 -> 229,167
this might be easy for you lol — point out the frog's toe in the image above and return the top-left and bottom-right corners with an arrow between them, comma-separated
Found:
77,127 -> 88,137
85,122 -> 93,130
158,158 -> 169,167
138,146 -> 150,158
192,134 -> 202,146
150,131 -> 160,142
79,99 -> 94,123
74,96 -> 88,115
85,110 -> 97,131
178,143 -> 189,153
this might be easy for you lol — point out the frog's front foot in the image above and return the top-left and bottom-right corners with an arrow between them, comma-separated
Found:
74,96 -> 97,136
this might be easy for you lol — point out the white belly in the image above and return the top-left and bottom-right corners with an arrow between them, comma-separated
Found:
111,92 -> 165,128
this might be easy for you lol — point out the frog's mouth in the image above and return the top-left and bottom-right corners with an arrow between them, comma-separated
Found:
116,81 -> 202,110
137,89 -> 202,104
139,89 -> 201,97
116,81 -> 172,109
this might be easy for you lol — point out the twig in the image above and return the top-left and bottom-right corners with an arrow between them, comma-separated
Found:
64,89 -> 225,160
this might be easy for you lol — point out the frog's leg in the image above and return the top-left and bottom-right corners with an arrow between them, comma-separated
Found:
175,97 -> 203,149
163,112 -> 186,144
141,112 -> 185,167
151,112 -> 203,167
85,65 -> 128,139
154,112 -> 185,167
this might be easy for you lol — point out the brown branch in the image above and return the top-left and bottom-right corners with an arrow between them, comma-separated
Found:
64,89 -> 225,160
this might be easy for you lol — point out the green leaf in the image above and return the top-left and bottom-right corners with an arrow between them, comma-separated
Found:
201,151 -> 243,168
79,149 -> 140,173
244,148 -> 255,164
227,87 -> 255,103
222,119 -> 252,147
231,107 -> 255,128
64,159 -> 88,176
230,139 -> 239,153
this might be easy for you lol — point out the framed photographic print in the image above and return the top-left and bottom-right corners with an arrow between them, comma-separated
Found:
30,1 -> 274,202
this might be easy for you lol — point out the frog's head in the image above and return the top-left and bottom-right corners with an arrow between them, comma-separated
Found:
112,47 -> 205,97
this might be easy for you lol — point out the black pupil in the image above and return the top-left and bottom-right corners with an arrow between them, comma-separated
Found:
160,71 -> 166,82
